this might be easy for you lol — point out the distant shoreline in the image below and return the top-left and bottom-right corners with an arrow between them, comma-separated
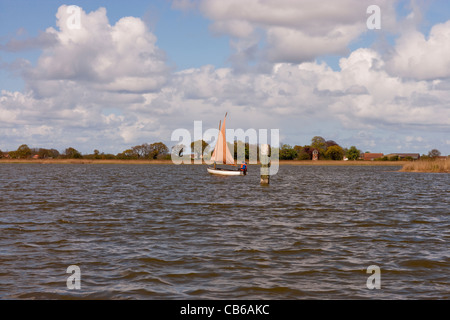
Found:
279,160 -> 407,166
3,158 -> 447,172
0,159 -> 408,166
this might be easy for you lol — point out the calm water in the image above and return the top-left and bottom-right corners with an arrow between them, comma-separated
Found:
0,164 -> 448,299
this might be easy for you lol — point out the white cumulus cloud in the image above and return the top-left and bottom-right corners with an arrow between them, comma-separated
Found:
26,6 -> 169,94
188,0 -> 398,64
386,20 -> 450,80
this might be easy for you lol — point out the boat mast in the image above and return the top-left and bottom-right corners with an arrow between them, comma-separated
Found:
222,113 -> 227,165
213,120 -> 221,168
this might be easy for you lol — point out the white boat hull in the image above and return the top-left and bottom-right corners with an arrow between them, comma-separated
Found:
207,167 -> 245,176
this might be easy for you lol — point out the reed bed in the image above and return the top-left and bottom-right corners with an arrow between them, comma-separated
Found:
400,159 -> 449,173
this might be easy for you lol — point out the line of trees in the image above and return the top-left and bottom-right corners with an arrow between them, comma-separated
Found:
0,139 -> 443,161
0,142 -> 170,160
116,142 -> 169,160
1,145 -> 62,159
278,136 -> 361,161
178,136 -> 361,161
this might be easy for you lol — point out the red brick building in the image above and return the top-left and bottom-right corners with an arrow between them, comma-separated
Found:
363,153 -> 384,161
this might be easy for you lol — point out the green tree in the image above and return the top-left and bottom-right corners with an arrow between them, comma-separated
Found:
8,151 -> 17,158
297,151 -> 310,160
324,145 -> 344,160
126,142 -> 169,159
302,145 -> 314,160
116,149 -> 138,160
293,145 -> 310,160
346,146 -> 360,160
101,153 -> 116,160
325,140 -> 338,148
311,136 -> 327,152
233,140 -> 258,161
190,140 -> 210,160
279,144 -> 298,160
148,142 -> 169,159
293,145 -> 302,154
388,155 -> 399,161
428,149 -> 441,158
38,148 -> 60,159
131,144 -> 148,158
64,147 -> 82,159
16,144 -> 32,159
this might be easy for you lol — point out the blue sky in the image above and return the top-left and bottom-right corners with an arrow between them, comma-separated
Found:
0,0 -> 230,88
0,0 -> 449,155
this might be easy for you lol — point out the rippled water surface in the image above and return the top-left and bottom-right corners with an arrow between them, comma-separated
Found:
0,164 -> 448,299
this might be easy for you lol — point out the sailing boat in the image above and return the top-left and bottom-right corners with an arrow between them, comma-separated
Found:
207,113 -> 246,176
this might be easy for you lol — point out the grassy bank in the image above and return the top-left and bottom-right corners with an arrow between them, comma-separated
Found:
278,160 -> 407,166
0,158 -> 408,166
400,159 -> 449,173
0,159 -> 174,164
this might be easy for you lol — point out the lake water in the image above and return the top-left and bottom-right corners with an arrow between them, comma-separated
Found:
0,164 -> 448,299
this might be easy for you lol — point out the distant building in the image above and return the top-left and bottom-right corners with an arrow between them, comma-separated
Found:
385,153 -> 420,160
312,149 -> 319,161
363,153 -> 384,161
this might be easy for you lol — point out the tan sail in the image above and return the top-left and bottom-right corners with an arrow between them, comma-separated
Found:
211,113 -> 235,165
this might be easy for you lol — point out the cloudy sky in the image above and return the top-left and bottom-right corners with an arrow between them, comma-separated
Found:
0,0 -> 449,155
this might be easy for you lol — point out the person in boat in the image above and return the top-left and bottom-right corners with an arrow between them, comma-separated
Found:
240,161 -> 247,174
